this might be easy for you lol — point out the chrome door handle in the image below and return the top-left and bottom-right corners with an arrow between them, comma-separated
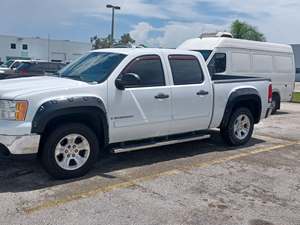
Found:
196,90 -> 209,96
155,93 -> 170,99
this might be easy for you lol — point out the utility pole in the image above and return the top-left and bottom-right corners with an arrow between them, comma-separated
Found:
47,34 -> 50,62
106,4 -> 121,47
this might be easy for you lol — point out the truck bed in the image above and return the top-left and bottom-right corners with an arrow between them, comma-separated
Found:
212,74 -> 271,83
209,74 -> 271,129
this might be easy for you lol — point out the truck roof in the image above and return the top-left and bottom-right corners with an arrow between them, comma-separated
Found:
178,37 -> 293,54
91,48 -> 199,56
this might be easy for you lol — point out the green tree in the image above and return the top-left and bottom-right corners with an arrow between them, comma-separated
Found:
230,20 -> 266,42
90,35 -> 113,49
118,33 -> 135,45
90,33 -> 136,49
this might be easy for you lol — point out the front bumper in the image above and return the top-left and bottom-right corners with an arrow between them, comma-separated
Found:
0,134 -> 40,155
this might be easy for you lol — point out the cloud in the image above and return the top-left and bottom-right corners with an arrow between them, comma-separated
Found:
130,22 -> 155,44
130,21 -> 226,48
128,0 -> 300,47
0,0 -> 299,45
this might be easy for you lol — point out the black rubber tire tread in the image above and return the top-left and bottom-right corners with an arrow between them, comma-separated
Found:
220,107 -> 254,146
271,94 -> 280,115
41,123 -> 99,179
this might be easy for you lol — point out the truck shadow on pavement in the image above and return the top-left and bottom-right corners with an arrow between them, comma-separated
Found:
0,130 -> 265,193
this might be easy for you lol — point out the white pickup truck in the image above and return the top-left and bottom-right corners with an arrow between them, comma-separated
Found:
0,48 -> 273,179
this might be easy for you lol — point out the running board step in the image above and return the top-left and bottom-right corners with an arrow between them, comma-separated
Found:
111,134 -> 211,154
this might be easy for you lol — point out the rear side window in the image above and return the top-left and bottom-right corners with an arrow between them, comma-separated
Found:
168,55 -> 204,85
208,53 -> 227,75
43,63 -> 63,73
123,55 -> 165,87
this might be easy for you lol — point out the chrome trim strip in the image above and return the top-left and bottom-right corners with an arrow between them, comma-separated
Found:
112,135 -> 211,154
0,135 -> 40,155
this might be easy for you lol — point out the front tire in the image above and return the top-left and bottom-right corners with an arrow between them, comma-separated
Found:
221,107 -> 254,146
41,123 -> 99,179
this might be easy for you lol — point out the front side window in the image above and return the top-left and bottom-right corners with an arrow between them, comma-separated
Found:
208,53 -> 226,75
122,55 -> 165,87
17,63 -> 43,73
58,52 -> 126,83
168,55 -> 204,85
11,61 -> 21,69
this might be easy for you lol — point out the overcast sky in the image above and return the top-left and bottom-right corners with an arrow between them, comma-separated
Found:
1,0 -> 300,47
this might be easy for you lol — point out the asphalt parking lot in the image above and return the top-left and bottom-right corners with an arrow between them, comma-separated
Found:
0,103 -> 300,225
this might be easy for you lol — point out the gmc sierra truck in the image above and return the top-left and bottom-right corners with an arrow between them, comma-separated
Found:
0,48 -> 273,179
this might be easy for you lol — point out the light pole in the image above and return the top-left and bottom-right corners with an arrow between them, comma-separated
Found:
106,4 -> 121,47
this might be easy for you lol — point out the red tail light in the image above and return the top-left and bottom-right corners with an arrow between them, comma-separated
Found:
268,83 -> 273,103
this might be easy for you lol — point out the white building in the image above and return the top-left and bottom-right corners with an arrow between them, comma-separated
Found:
0,34 -> 92,63
291,44 -> 300,82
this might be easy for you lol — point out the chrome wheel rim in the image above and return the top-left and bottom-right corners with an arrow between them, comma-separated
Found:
233,114 -> 251,140
55,134 -> 90,171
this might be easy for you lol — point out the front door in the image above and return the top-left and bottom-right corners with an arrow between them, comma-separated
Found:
108,54 -> 172,143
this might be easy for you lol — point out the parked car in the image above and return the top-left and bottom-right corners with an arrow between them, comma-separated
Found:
178,36 -> 296,113
0,59 -> 32,74
13,61 -> 65,76
0,48 -> 272,179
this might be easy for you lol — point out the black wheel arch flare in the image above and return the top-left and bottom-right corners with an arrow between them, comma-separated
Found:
221,88 -> 262,128
31,97 -> 109,146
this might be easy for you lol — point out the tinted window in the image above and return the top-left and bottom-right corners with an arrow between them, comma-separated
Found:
10,43 -> 16,49
208,53 -> 226,75
193,50 -> 212,61
296,68 -> 300,73
59,52 -> 126,83
123,55 -> 165,87
11,62 -> 21,69
28,63 -> 43,73
168,55 -> 204,85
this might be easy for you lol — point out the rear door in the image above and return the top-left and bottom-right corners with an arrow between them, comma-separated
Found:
109,54 -> 172,143
167,54 -> 213,134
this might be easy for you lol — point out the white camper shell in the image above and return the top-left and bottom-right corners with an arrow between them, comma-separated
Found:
178,37 -> 296,112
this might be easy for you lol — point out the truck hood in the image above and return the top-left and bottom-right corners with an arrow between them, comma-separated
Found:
0,76 -> 90,99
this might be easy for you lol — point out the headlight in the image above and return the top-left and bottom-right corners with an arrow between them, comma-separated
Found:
0,100 -> 28,121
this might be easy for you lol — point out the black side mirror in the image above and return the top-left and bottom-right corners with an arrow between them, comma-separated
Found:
115,73 -> 141,90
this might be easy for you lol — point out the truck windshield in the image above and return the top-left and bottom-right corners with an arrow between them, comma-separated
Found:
193,50 -> 212,61
58,52 -> 126,83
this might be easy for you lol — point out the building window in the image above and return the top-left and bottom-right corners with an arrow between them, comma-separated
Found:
10,43 -> 16,49
22,44 -> 28,50
296,68 -> 300,74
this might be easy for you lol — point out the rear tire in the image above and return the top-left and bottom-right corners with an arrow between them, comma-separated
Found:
221,107 -> 254,146
41,123 -> 99,179
271,94 -> 280,114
